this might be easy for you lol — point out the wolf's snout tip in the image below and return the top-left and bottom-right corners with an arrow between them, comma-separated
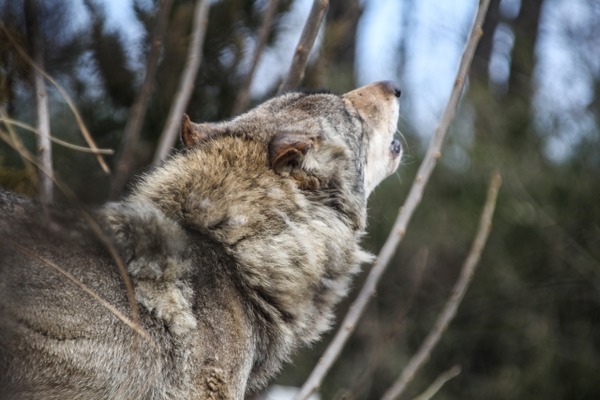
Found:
380,80 -> 401,98
390,139 -> 402,157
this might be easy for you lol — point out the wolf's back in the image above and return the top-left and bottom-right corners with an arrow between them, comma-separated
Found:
0,191 -> 151,399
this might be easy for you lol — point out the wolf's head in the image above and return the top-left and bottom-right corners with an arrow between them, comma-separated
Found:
178,81 -> 402,230
124,82 -> 404,385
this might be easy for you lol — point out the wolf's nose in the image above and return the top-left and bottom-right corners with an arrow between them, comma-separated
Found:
390,138 -> 402,156
380,81 -> 401,98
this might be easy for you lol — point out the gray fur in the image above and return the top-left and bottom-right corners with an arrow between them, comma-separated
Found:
0,82 -> 402,399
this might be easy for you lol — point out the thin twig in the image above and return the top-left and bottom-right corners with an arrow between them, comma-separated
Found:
0,129 -> 147,345
346,248 -> 429,400
8,240 -> 152,342
25,0 -> 53,203
111,0 -> 174,198
0,114 -> 38,187
1,117 -> 114,154
380,172 -> 501,400
1,24 -> 111,174
232,0 -> 279,115
277,0 -> 328,94
153,0 -> 210,164
294,2 -> 491,399
409,365 -> 462,400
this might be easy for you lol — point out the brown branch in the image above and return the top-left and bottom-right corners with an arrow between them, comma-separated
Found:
153,0 -> 210,164
380,172 -> 501,400
1,117 -> 114,154
294,1 -> 491,399
0,113 -> 38,188
8,240 -> 152,342
0,129 -> 147,345
277,0 -> 328,94
346,248 -> 429,400
24,0 -> 53,203
110,0 -> 174,198
232,0 -> 279,115
409,365 -> 461,400
1,24 -> 111,174
42,71 -> 110,173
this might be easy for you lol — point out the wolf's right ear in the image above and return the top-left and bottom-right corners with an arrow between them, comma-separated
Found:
268,131 -> 318,173
181,114 -> 221,147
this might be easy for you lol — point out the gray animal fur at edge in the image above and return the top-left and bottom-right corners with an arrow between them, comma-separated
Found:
0,81 -> 402,399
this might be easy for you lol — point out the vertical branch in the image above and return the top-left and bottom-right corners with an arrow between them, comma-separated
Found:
152,0 -> 210,164
110,0 -> 174,198
277,0 -> 328,94
231,0 -> 279,115
294,1 -> 491,399
380,172 -> 501,400
24,0 -> 53,203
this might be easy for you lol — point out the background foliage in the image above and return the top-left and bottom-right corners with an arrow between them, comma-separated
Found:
1,0 -> 599,399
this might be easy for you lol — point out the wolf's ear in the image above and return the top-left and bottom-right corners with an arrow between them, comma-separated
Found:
268,131 -> 318,173
181,114 -> 221,147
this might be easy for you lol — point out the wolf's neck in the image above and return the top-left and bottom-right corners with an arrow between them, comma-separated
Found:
127,139 -> 371,381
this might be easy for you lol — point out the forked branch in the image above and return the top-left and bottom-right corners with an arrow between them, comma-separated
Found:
381,172 -> 502,400
277,0 -> 328,94
294,1 -> 491,398
1,24 -> 111,174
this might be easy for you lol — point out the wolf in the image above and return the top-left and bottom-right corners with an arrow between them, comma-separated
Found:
0,81 -> 402,399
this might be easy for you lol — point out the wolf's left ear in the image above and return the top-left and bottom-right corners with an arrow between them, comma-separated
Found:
268,131 -> 318,173
181,114 -> 221,147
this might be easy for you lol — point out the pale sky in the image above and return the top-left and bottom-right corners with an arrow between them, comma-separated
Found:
83,0 -> 596,161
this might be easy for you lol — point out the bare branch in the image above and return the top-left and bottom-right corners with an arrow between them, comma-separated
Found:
346,248 -> 429,400
232,0 -> 279,115
43,71 -> 110,172
1,25 -> 111,174
153,0 -> 210,164
25,0 -> 53,203
409,365 -> 462,400
380,172 -> 501,400
8,240 -> 153,342
277,0 -> 328,94
1,117 -> 114,154
294,2 -> 491,399
111,0 -> 174,198
0,129 -> 146,347
0,113 -> 38,187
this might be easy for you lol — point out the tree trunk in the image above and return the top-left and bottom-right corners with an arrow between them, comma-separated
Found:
110,0 -> 173,198
24,0 -> 53,204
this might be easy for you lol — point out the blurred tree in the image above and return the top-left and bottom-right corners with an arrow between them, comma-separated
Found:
305,0 -> 362,91
86,1 -> 137,110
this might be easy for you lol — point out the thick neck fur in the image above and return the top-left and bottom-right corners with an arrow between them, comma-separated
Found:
108,136 -> 372,388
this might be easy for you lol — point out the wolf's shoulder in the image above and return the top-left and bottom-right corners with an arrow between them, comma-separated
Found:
0,189 -> 90,242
